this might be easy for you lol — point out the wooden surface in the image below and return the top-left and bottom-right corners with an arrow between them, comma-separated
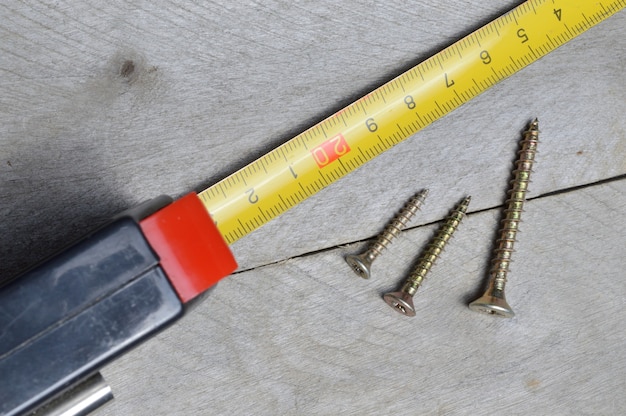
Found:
1,1 -> 625,415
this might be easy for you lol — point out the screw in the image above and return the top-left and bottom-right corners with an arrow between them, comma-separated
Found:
383,196 -> 471,316
469,119 -> 539,318
345,189 -> 429,279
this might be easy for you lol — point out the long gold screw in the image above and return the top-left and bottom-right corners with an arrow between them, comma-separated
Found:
469,119 -> 539,318
345,189 -> 429,279
383,196 -> 471,317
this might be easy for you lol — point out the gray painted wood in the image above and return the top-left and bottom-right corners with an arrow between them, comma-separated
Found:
1,1 -> 624,414
100,179 -> 626,415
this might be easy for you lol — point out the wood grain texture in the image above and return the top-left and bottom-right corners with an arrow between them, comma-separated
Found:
99,179 -> 626,415
0,0 -> 625,414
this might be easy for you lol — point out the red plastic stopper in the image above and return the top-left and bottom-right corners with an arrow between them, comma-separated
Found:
140,193 -> 237,303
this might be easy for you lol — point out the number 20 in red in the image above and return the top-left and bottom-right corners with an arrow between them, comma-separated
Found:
311,134 -> 351,168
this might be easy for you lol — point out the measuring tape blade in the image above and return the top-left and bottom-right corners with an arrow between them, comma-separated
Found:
199,0 -> 624,245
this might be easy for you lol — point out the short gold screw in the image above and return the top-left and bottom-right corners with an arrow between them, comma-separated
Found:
383,196 -> 471,316
469,119 -> 539,318
346,189 -> 429,279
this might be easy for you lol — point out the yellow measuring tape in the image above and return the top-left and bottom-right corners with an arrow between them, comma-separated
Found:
199,0 -> 624,245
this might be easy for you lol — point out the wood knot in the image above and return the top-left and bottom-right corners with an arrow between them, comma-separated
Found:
120,60 -> 135,78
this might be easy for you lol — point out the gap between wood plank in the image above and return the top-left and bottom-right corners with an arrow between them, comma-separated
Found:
232,173 -> 626,274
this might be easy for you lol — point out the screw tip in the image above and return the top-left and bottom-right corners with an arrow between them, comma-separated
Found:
527,118 -> 539,132
412,189 -> 429,204
457,196 -> 471,212
383,291 -> 416,317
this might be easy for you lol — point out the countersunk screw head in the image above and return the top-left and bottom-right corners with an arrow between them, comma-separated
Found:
345,253 -> 372,279
468,294 -> 514,318
383,291 -> 416,316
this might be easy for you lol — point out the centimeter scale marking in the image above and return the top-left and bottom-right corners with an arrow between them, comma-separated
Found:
199,0 -> 625,245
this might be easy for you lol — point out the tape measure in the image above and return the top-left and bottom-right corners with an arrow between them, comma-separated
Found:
199,0 -> 624,245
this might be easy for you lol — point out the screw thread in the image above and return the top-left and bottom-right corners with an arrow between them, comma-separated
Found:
488,119 -> 539,292
364,189 -> 429,262
401,196 -> 471,295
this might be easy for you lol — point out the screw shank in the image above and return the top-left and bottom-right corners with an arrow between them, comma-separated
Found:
403,196 -> 471,292
346,189 -> 428,279
367,190 -> 429,260
488,120 -> 539,292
